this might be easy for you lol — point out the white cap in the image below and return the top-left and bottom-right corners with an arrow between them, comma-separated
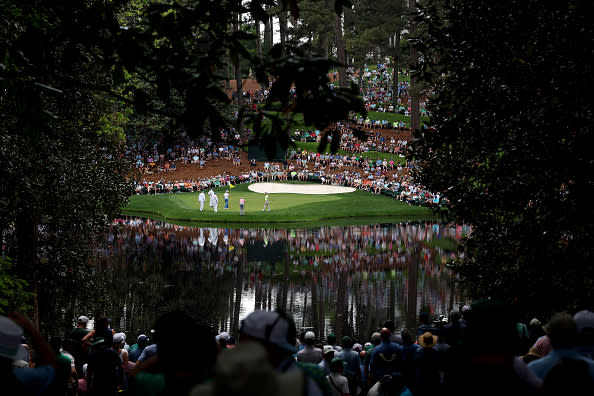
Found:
240,310 -> 297,353
304,331 -> 315,341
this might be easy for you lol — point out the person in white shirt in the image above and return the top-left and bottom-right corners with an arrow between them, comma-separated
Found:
327,358 -> 350,396
212,193 -> 219,213
198,191 -> 206,211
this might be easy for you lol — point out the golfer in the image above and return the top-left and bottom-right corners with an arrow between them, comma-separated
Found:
262,192 -> 270,211
239,197 -> 245,216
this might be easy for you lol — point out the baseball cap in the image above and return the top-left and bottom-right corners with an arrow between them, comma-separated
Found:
113,333 -> 126,344
137,334 -> 149,342
0,316 -> 24,360
77,316 -> 89,324
217,332 -> 230,341
304,331 -> 315,341
240,310 -> 297,353
322,345 -> 335,356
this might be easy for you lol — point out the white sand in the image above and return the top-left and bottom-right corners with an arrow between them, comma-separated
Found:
248,182 -> 356,195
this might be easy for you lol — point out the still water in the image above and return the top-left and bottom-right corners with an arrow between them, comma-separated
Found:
95,218 -> 468,341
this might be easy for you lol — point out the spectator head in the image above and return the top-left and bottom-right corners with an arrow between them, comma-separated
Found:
419,332 -> 437,348
449,309 -> 461,323
327,333 -> 337,346
545,313 -> 577,350
353,343 -> 362,353
461,305 -> 472,318
401,329 -> 413,345
77,316 -> 89,327
137,334 -> 149,348
371,332 -> 381,346
380,327 -> 391,342
0,316 -> 23,361
341,336 -> 353,349
239,310 -> 297,363
322,345 -> 335,360
217,332 -> 230,348
304,331 -> 315,346
330,357 -> 346,373
573,310 -> 594,347
419,312 -> 430,325
113,333 -> 125,348
205,341 -> 300,395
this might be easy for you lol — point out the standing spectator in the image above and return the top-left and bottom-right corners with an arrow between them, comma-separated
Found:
86,337 -> 123,396
3,313 -> 57,395
369,328 -> 401,386
70,315 -> 90,379
128,335 -> 148,364
297,331 -> 323,364
327,358 -> 350,396
414,332 -> 442,395
318,346 -> 335,375
574,310 -> 594,360
528,312 -> 594,380
336,336 -> 361,396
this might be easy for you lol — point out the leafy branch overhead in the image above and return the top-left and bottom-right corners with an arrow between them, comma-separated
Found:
99,0 -> 364,146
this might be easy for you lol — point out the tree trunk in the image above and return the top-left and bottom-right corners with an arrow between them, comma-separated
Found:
264,5 -> 273,53
256,20 -> 263,60
335,12 -> 347,88
409,1 -> 420,132
233,12 -> 244,130
255,20 -> 265,91
392,32 -> 400,104
279,11 -> 288,56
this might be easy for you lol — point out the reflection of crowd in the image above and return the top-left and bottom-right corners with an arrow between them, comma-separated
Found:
101,218 -> 467,279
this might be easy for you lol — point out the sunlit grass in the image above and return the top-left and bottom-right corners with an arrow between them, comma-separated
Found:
122,182 -> 433,227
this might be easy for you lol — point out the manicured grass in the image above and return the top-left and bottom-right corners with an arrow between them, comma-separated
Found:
122,182 -> 433,227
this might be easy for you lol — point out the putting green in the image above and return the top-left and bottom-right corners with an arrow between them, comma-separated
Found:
122,182 -> 434,227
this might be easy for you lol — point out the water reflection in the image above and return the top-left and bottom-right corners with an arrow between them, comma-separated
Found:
96,218 -> 468,342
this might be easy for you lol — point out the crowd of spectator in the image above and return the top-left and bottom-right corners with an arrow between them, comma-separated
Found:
3,302 -> 592,395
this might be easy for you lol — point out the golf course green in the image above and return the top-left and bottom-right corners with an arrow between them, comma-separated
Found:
122,181 -> 435,227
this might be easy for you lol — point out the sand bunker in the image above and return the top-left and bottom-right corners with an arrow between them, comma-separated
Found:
248,182 -> 356,195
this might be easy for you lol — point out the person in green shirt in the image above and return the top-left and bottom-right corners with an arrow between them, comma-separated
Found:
70,316 -> 90,377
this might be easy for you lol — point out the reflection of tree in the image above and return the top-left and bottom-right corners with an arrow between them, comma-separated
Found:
95,219 -> 463,338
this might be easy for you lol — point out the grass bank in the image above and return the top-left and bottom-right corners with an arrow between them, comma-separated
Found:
121,182 -> 434,227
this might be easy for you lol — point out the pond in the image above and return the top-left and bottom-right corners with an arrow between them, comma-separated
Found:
94,217 -> 469,342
